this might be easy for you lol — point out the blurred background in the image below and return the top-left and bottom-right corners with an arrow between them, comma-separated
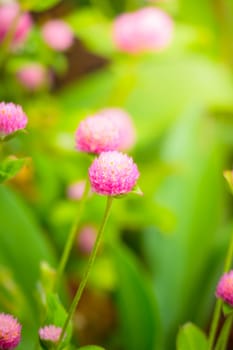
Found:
0,0 -> 233,349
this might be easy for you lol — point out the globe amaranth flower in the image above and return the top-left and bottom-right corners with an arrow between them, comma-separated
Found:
0,3 -> 32,48
41,20 -> 74,51
99,108 -> 136,151
113,7 -> 173,53
0,102 -> 28,138
216,271 -> 233,306
75,114 -> 120,154
39,325 -> 62,345
77,224 -> 97,255
88,151 -> 139,196
0,313 -> 21,350
17,63 -> 49,91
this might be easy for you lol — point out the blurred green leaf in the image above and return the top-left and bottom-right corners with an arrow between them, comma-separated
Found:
110,241 -> 162,350
77,346 -> 105,350
20,0 -> 61,12
0,157 -> 27,183
176,323 -> 208,350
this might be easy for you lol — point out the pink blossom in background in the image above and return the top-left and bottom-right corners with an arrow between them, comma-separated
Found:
113,7 -> 173,53
75,114 -> 120,154
216,270 -> 233,306
0,3 -> 32,47
99,108 -> 136,151
77,225 -> 97,255
67,180 -> 91,200
17,63 -> 48,91
41,19 -> 74,51
89,151 -> 139,196
0,102 -> 27,137
39,325 -> 62,344
0,313 -> 21,350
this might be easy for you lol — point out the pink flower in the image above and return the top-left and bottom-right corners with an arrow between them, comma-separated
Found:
113,7 -> 173,53
67,180 -> 87,200
0,102 -> 28,137
39,325 -> 62,344
75,114 -> 120,154
216,271 -> 233,306
41,20 -> 74,51
88,151 -> 139,196
99,108 -> 136,151
17,63 -> 48,91
0,3 -> 32,48
0,313 -> 21,350
77,225 -> 97,255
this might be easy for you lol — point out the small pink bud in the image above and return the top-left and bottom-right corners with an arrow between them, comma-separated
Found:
17,63 -> 48,91
77,225 -> 97,255
113,7 -> 173,53
0,102 -> 28,138
0,313 -> 21,350
99,108 -> 136,151
41,20 -> 74,51
75,114 -> 120,154
39,325 -> 62,345
88,151 -> 140,196
67,180 -> 91,201
216,271 -> 233,306
0,3 -> 32,48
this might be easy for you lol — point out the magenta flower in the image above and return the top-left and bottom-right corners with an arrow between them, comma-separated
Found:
0,3 -> 32,48
113,7 -> 173,53
99,108 -> 136,151
0,313 -> 21,350
17,63 -> 48,91
0,102 -> 28,138
41,20 -> 74,51
216,271 -> 233,306
77,224 -> 97,255
39,325 -> 62,344
88,151 -> 139,196
75,114 -> 120,154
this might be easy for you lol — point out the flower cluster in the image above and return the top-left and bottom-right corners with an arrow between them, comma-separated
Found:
0,313 -> 21,350
0,102 -> 28,138
216,271 -> 233,307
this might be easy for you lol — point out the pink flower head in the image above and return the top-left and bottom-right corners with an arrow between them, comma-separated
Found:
88,151 -> 139,196
0,102 -> 28,137
216,271 -> 233,306
77,225 -> 97,255
113,7 -> 173,53
67,180 -> 87,200
0,313 -> 21,350
99,108 -> 136,151
41,20 -> 74,51
75,114 -> 120,154
39,325 -> 62,344
17,63 -> 48,91
0,3 -> 32,48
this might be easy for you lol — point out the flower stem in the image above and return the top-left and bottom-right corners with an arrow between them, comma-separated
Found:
215,313 -> 233,350
54,180 -> 90,292
208,230 -> 233,350
55,196 -> 114,350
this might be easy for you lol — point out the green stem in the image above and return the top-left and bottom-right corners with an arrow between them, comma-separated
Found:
215,313 -> 233,350
55,196 -> 114,350
208,231 -> 233,350
54,179 -> 90,292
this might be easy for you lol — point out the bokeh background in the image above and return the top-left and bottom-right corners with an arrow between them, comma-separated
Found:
1,0 -> 233,349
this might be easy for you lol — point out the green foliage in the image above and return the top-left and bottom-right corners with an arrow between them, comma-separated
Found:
20,0 -> 61,12
0,156 -> 27,183
176,323 -> 208,350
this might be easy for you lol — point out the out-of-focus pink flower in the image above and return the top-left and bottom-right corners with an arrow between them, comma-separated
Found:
41,20 -> 74,51
0,313 -> 21,350
0,102 -> 28,137
0,3 -> 32,47
113,7 -> 173,53
99,108 -> 136,151
17,63 -> 48,91
216,271 -> 233,306
77,225 -> 97,255
67,180 -> 91,200
39,325 -> 62,344
89,151 -> 139,196
75,114 -> 120,154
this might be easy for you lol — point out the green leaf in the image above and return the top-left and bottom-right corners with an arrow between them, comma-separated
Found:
176,323 -> 208,350
77,346 -> 106,350
19,0 -> 61,12
0,156 -> 28,183
110,241 -> 162,350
